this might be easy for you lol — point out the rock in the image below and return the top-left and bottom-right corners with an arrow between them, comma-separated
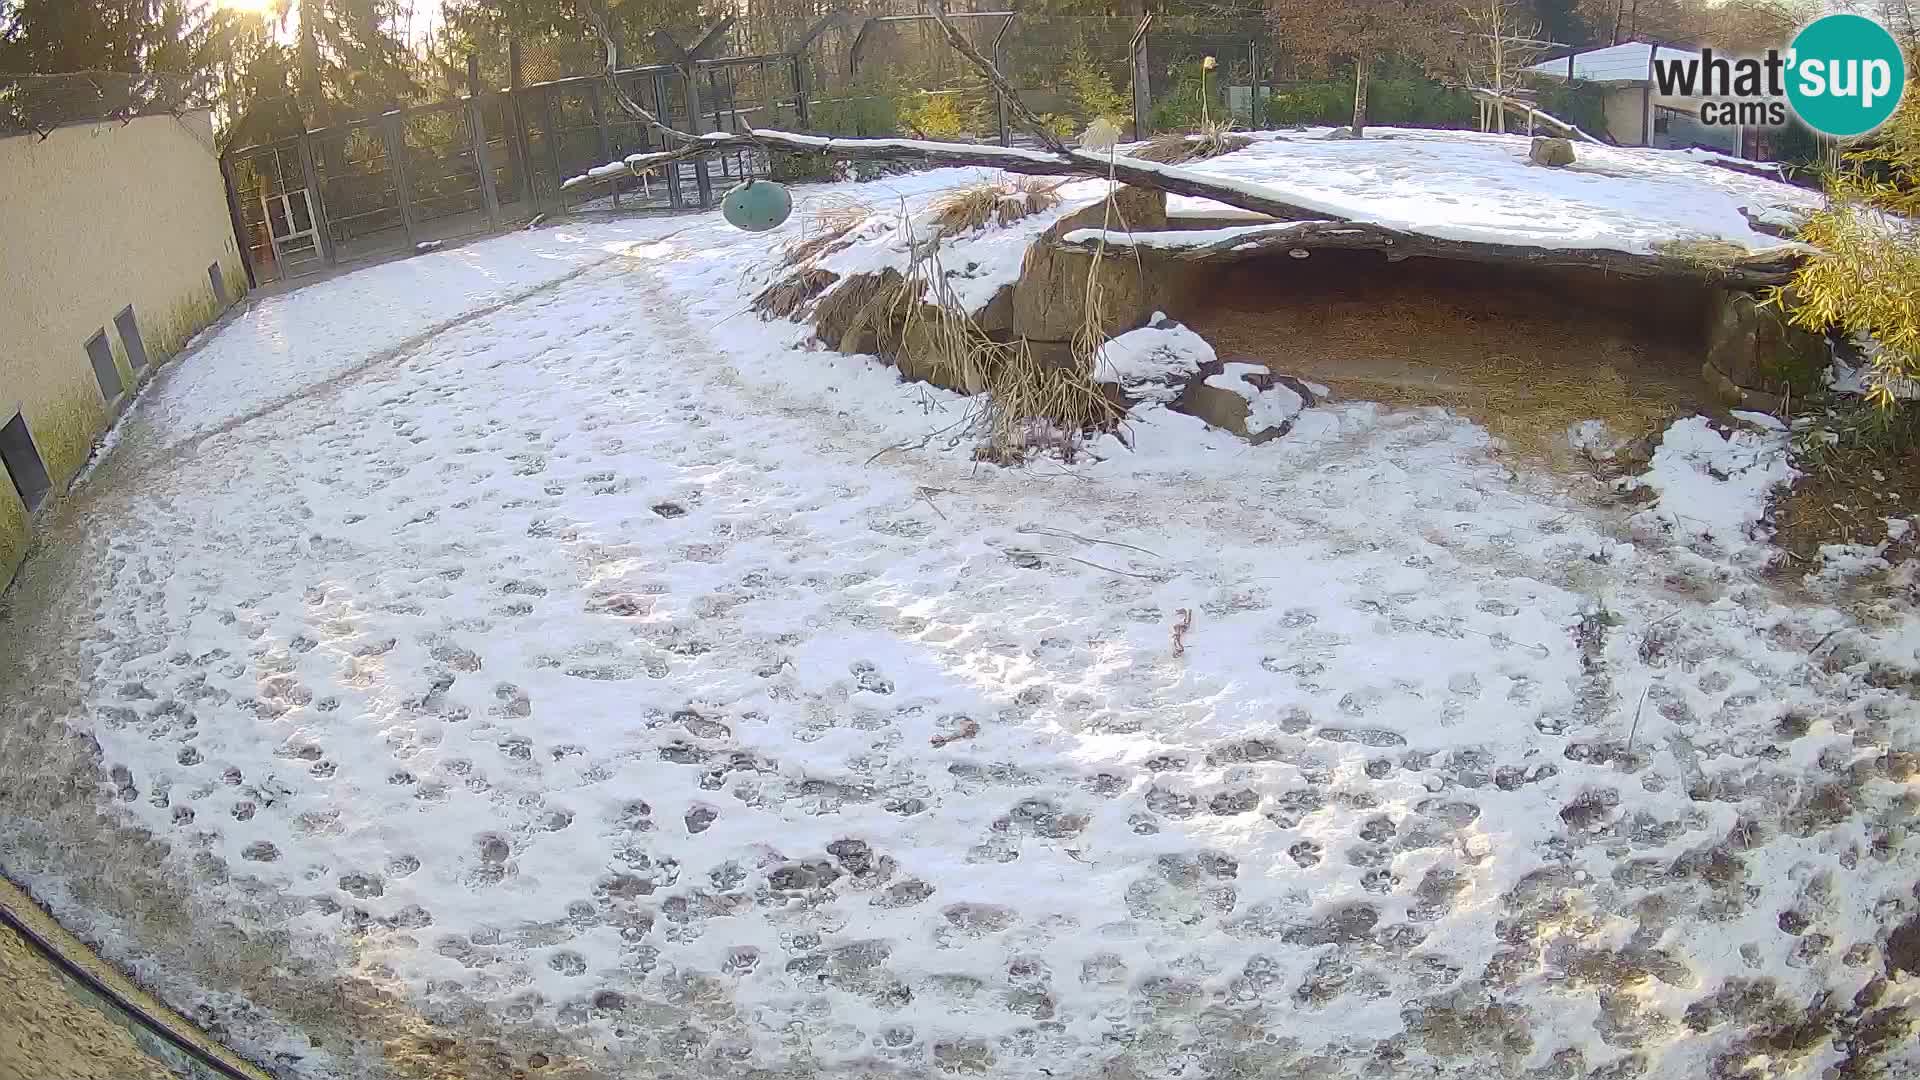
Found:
1701,361 -> 1785,413
813,269 -> 905,353
1011,237 -> 1156,344
895,302 -> 987,394
974,284 -> 1016,340
1704,288 -> 1826,408
1011,186 -> 1172,343
1171,357 -> 1316,442
1529,137 -> 1576,167
1052,184 -> 1168,234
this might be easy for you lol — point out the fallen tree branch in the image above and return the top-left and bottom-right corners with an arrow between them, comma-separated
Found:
566,0 -> 1333,222
1055,221 -> 1810,287
575,0 -> 704,148
926,0 -> 1068,155
563,2 -> 1804,289
1468,88 -> 1604,144
564,128 -> 1340,221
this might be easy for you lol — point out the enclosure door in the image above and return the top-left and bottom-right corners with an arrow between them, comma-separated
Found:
262,189 -> 324,277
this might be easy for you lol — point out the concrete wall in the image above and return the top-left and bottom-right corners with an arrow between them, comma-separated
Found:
1602,86 -> 1649,145
0,109 -> 245,587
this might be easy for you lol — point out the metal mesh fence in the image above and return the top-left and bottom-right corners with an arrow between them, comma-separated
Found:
0,71 -> 207,137
795,14 -> 1275,143
216,11 -> 1304,288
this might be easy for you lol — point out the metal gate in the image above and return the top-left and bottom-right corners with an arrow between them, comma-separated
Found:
261,188 -> 323,277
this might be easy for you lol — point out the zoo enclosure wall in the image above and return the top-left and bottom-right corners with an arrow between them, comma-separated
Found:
0,103 -> 246,590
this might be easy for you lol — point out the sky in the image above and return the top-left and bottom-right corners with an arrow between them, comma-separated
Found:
210,0 -> 443,49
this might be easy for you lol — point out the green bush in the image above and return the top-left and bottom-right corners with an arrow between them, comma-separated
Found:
1148,58 -> 1228,133
769,152 -> 839,185
1530,80 -> 1609,139
1263,81 -> 1352,127
1263,76 -> 1472,129
1064,44 -> 1130,126
811,77 -> 904,138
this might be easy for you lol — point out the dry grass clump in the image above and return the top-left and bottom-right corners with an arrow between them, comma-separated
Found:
930,177 -> 1066,235
1128,124 -> 1254,164
1654,237 -> 1754,274
781,197 -> 873,269
896,205 -> 1122,460
752,267 -> 841,319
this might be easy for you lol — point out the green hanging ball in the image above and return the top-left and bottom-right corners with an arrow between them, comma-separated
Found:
721,179 -> 793,232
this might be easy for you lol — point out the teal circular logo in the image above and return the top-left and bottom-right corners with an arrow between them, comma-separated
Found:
1787,14 -> 1906,137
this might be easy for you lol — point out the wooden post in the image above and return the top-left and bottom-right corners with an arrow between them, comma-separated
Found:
294,130 -> 336,265
1130,14 -> 1153,142
379,111 -> 418,247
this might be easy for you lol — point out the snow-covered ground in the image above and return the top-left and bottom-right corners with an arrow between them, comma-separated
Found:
1163,128 -> 1818,253
2,148 -> 1917,1080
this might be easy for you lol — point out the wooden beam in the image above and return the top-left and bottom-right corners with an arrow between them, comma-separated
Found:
1054,222 -> 1807,288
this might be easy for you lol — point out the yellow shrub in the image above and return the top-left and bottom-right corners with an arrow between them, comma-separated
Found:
1784,76 -> 1920,408
903,91 -> 971,140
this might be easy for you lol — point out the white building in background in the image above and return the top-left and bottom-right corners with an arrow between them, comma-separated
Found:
1525,42 -> 1767,158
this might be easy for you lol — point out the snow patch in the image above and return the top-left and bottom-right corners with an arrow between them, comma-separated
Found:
1630,415 -> 1796,557
1093,316 -> 1215,402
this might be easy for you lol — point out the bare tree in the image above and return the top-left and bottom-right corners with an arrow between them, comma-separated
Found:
1266,0 -> 1458,137
1460,0 -> 1545,133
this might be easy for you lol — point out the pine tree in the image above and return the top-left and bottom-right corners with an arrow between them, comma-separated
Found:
291,0 -> 420,124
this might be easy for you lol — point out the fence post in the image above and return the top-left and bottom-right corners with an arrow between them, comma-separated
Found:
589,79 -> 613,160
217,153 -> 260,289
379,111 -> 419,248
657,72 -> 684,208
470,106 -> 501,230
1248,39 -> 1262,126
1130,14 -> 1153,141
294,130 -> 336,266
683,68 -> 712,204
508,34 -> 533,207
543,86 -> 564,208
791,54 -> 810,129
466,54 -> 501,229
993,15 -> 1013,147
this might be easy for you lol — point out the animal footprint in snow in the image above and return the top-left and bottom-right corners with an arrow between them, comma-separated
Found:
674,709 -> 730,739
849,661 -> 893,695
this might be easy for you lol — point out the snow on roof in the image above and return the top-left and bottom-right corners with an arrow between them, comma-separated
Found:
1527,42 -> 1701,84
